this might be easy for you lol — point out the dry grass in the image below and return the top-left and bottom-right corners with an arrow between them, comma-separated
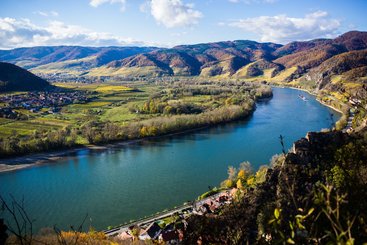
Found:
95,85 -> 133,92
271,67 -> 298,82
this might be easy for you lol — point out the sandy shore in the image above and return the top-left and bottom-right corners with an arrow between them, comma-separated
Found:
0,141 -> 146,173
0,163 -> 34,173
0,146 -> 89,173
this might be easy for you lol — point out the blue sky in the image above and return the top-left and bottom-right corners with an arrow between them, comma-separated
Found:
0,0 -> 366,49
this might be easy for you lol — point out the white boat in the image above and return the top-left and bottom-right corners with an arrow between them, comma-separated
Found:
298,94 -> 308,101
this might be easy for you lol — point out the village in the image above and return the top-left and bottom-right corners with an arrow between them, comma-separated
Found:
0,90 -> 91,119
105,189 -> 236,244
36,73 -> 95,83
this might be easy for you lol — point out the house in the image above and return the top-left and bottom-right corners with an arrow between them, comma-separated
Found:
159,230 -> 179,244
116,231 -> 133,243
218,194 -> 230,203
158,223 -> 179,244
138,222 -> 162,240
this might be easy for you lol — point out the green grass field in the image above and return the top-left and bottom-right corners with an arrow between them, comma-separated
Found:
0,83 -> 160,137
0,121 -> 60,137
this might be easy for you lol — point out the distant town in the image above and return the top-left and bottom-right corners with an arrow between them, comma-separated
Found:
0,91 -> 91,119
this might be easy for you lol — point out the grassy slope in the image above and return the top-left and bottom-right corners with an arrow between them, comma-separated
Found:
30,56 -> 97,75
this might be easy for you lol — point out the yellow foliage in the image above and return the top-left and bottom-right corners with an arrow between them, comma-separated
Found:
225,97 -> 233,106
237,169 -> 246,180
236,179 -> 243,189
140,125 -> 158,137
140,126 -> 149,137
95,85 -> 132,92
224,179 -> 234,188
247,176 -> 255,186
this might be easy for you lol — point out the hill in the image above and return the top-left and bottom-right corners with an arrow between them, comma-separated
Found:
88,40 -> 281,77
273,31 -> 367,71
0,62 -> 51,92
1,31 -> 366,83
86,31 -> 367,84
307,49 -> 367,90
1,31 -> 366,102
0,46 -> 159,75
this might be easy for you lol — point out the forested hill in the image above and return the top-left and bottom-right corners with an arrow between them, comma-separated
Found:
0,62 -> 51,92
184,128 -> 367,244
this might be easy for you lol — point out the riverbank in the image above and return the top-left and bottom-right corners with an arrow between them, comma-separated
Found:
0,85 -> 343,174
271,83 -> 346,124
1,119 -> 245,173
0,145 -> 103,173
0,126 -> 210,173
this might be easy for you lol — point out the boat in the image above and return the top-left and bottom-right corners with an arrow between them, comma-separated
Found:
298,94 -> 308,101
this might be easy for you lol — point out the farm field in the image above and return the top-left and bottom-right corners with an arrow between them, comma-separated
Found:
0,83 -> 158,138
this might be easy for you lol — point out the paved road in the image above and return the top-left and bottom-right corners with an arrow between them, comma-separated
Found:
343,109 -> 355,133
103,190 -> 230,237
103,204 -> 193,236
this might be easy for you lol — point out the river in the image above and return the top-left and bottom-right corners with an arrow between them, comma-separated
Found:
0,87 -> 340,231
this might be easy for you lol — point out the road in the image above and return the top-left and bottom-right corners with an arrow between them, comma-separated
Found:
103,203 -> 193,236
103,190 -> 231,237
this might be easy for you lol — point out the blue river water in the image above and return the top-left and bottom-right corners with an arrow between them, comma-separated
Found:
0,87 -> 340,231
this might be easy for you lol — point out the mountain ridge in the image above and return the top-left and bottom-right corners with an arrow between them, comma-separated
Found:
1,31 -> 366,100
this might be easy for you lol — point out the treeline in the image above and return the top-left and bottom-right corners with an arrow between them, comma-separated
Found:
0,103 -> 254,157
157,80 -> 273,100
130,99 -> 203,115
0,129 -> 78,158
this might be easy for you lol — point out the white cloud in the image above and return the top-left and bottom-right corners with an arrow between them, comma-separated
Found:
50,11 -> 59,17
0,17 -> 156,49
227,11 -> 341,43
147,0 -> 203,28
89,0 -> 127,12
34,11 -> 59,17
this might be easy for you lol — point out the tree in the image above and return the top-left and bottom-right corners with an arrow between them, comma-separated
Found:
227,166 -> 237,182
236,179 -> 243,189
0,219 -> 8,245
0,195 -> 34,245
237,169 -> 246,180
279,135 -> 286,154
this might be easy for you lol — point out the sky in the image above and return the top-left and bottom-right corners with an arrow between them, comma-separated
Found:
0,0 -> 366,49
